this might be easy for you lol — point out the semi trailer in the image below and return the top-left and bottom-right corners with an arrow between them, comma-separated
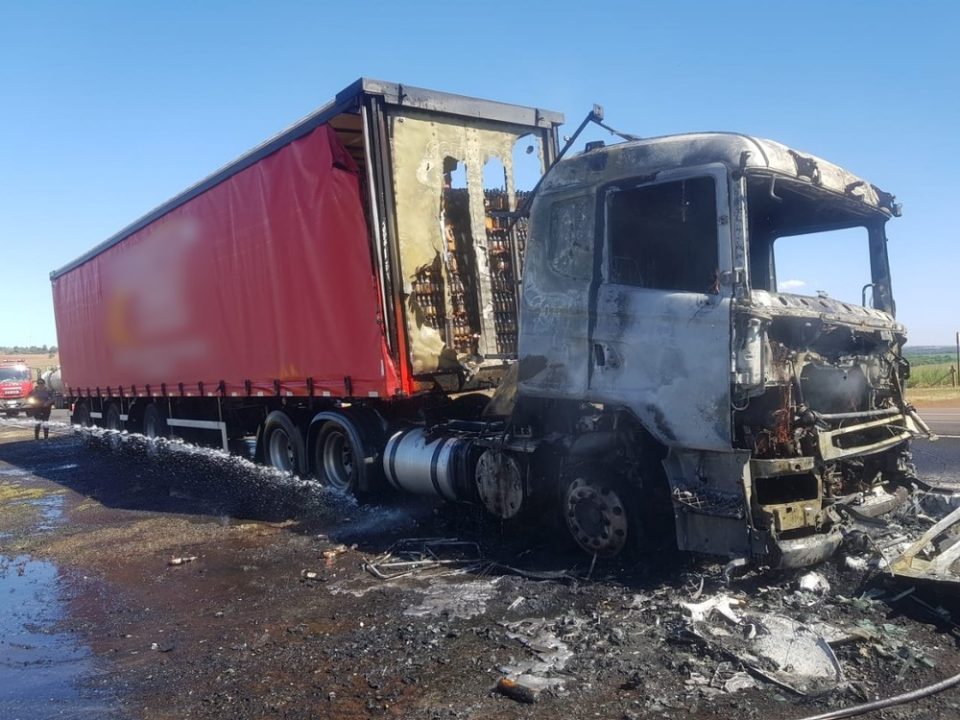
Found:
51,79 -> 927,567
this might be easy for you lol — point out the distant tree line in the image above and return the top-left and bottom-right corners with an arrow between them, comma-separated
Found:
0,345 -> 58,356
907,353 -> 954,367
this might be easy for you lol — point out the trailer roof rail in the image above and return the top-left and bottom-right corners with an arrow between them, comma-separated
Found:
50,79 -> 564,280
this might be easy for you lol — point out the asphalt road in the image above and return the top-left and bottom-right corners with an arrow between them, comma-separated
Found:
2,414 -> 960,719
918,408 -> 960,437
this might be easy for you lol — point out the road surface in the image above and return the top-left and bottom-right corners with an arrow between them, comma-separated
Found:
918,407 -> 960,437
1,414 -> 960,720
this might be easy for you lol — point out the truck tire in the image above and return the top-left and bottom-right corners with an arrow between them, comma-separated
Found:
72,403 -> 92,427
262,411 -> 306,476
104,404 -> 124,449
142,404 -> 169,439
312,416 -> 367,493
105,404 -> 123,432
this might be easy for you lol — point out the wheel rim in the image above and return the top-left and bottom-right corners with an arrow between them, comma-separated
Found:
267,427 -> 295,472
564,477 -> 630,556
320,427 -> 354,491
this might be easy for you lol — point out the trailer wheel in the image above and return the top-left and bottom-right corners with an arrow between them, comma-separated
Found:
314,421 -> 360,492
105,404 -> 123,431
143,404 -> 169,439
72,403 -> 92,428
104,404 -> 124,449
263,411 -> 306,476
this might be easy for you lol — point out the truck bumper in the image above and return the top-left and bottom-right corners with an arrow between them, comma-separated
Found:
2,399 -> 28,414
773,527 -> 843,569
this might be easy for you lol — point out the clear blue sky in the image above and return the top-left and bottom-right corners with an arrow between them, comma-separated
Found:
1,1 -> 956,347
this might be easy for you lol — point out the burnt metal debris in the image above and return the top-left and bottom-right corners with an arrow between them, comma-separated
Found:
342,480 -> 960,710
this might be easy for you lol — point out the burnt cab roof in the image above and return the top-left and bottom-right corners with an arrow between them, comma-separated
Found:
541,132 -> 899,217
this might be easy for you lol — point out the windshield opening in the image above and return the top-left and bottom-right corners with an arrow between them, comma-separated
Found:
774,226 -> 868,304
0,366 -> 31,382
745,174 -> 894,313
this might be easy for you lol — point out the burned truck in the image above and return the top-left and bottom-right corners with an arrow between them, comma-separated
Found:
51,80 -> 924,568
509,133 -> 927,567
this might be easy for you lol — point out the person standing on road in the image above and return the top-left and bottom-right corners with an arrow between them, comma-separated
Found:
27,378 -> 54,440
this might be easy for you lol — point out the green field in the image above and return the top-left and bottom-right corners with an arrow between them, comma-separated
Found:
906,361 -> 956,388
902,345 -> 958,387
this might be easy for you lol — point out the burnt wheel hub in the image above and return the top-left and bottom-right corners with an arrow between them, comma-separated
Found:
564,477 -> 629,556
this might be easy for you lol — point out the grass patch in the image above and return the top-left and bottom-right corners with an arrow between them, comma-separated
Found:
906,362 -> 957,388
0,480 -> 51,504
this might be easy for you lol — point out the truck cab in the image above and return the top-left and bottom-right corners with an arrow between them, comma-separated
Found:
518,133 -> 919,567
1,360 -> 35,417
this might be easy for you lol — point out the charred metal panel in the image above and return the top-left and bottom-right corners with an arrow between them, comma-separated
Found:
517,189 -> 597,399
589,288 -> 732,448
540,133 -> 897,218
891,505 -> 960,586
748,291 -> 903,334
663,449 -> 753,558
586,165 -> 734,451
388,110 -> 544,376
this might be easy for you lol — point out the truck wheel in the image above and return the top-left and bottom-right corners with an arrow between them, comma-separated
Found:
104,405 -> 124,449
142,404 -> 169,439
314,419 -> 363,493
263,411 -> 306,476
72,403 -> 92,427
563,475 -> 637,558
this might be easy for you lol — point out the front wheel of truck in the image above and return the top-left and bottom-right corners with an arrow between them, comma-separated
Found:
563,474 -> 638,558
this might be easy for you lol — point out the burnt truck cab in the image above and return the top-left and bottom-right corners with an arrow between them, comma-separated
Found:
518,133 -> 922,567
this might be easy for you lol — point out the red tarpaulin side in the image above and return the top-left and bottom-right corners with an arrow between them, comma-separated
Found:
52,125 -> 401,399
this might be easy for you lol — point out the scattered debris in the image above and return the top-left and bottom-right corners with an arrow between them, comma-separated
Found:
493,616 -> 579,702
844,556 -> 868,571
363,538 -> 484,580
794,669 -> 960,720
680,594 -> 743,623
507,596 -> 525,611
404,580 -> 500,620
683,594 -> 844,695
723,557 -> 749,583
798,571 -> 831,594
322,544 -> 351,560
363,536 -> 576,582
891,504 -> 960,586
496,676 -> 558,704
723,671 -> 758,693
167,556 -> 198,566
